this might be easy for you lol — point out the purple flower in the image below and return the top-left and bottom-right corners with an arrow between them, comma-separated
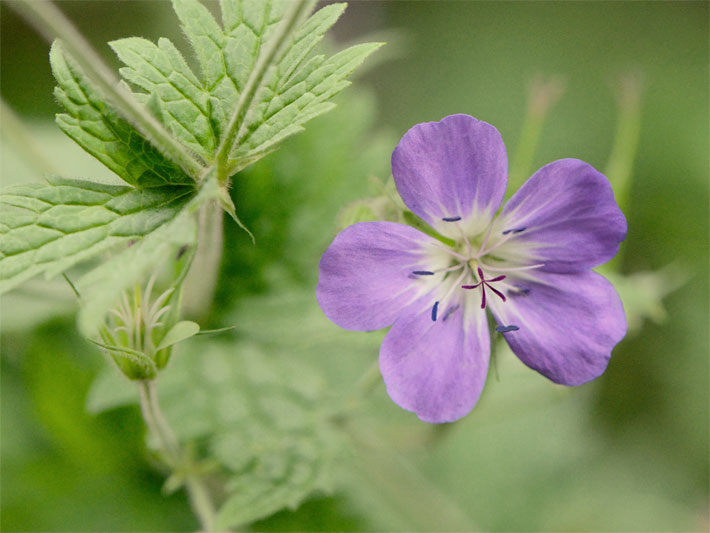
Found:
317,114 -> 627,423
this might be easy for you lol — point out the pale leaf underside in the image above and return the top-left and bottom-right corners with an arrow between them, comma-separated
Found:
0,176 -> 194,293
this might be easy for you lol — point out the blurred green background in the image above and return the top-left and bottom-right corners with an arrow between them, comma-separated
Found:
1,1 -> 708,531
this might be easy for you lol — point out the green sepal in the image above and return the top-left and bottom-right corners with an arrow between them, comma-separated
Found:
155,320 -> 200,351
88,338 -> 157,380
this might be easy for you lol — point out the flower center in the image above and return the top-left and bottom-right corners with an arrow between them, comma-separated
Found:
413,217 -> 545,324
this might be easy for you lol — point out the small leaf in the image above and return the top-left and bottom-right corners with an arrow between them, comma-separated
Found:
155,320 -> 200,351
195,325 -> 236,336
219,186 -> 255,243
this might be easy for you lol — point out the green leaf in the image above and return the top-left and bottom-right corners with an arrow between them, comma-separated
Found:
87,336 -> 342,528
234,41 -> 383,164
165,0 -> 381,175
109,37 -> 216,160
0,176 -> 194,294
155,320 -> 200,351
50,41 -> 194,188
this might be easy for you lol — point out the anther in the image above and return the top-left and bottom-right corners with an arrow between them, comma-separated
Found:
502,227 -> 526,235
412,270 -> 435,276
431,301 -> 439,321
441,305 -> 459,321
511,286 -> 530,296
496,325 -> 520,333
442,216 -> 462,222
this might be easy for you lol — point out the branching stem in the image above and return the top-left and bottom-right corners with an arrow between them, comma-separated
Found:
138,380 -> 216,532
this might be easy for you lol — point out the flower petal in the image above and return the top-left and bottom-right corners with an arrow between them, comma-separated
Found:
497,159 -> 627,272
379,300 -> 490,423
488,270 -> 627,386
391,114 -> 507,239
317,221 -> 441,331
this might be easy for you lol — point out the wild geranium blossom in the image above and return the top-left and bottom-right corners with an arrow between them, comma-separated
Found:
317,114 -> 627,423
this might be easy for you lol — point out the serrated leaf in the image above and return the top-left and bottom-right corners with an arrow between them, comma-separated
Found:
166,0 -> 381,175
172,0 -> 290,138
109,37 -> 216,160
0,176 -> 194,294
50,42 -> 194,188
233,41 -> 383,163
155,320 -> 200,351
88,336 -> 341,527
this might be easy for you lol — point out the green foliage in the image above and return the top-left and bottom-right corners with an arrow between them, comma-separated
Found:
108,37 -> 216,161
0,0 -> 381,325
155,320 -> 200,351
51,42 -> 194,188
0,176 -> 194,294
88,338 -> 344,529
110,0 -> 381,178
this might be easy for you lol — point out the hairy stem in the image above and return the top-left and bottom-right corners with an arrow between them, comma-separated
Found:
11,0 -> 205,179
138,380 -> 216,532
182,202 -> 224,320
213,0 -> 314,182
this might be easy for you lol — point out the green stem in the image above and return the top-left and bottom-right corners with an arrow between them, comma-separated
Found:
138,380 -> 216,532
213,0 -> 313,182
605,71 -> 644,214
508,75 -> 566,193
11,0 -> 205,179
182,202 -> 224,320
604,72 -> 643,270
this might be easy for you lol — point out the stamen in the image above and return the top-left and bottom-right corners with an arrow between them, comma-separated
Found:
501,227 -> 526,235
412,270 -> 435,276
496,325 -> 520,333
442,216 -> 462,222
441,305 -> 460,321
431,301 -> 439,321
433,263 -> 465,274
477,260 -> 545,273
476,222 -> 495,257
429,241 -> 469,261
510,286 -> 531,296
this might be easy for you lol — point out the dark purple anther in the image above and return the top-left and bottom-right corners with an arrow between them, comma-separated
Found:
431,301 -> 439,321
496,325 -> 519,333
412,270 -> 435,276
502,227 -> 526,235
442,216 -> 462,222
